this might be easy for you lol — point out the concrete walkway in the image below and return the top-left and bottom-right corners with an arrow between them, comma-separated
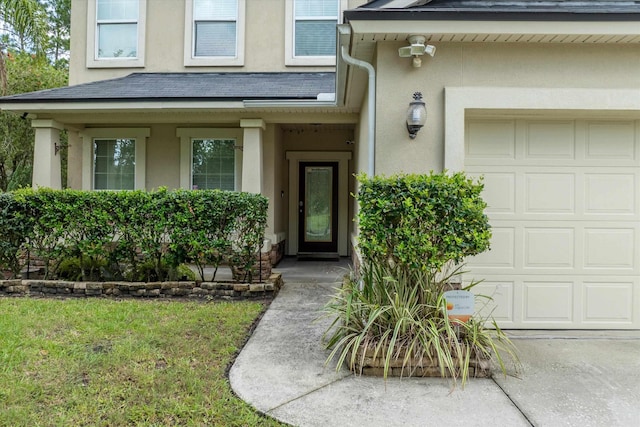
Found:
230,259 -> 640,427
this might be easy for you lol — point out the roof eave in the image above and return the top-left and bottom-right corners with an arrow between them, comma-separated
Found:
344,9 -> 640,22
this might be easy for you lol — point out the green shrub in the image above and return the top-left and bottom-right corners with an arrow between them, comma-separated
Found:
324,172 -> 518,385
170,264 -> 197,281
0,188 -> 268,282
356,172 -> 491,272
227,192 -> 269,283
0,192 -> 34,278
56,257 -> 82,281
56,256 -> 109,281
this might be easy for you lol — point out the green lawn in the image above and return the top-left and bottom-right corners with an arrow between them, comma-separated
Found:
0,297 -> 285,426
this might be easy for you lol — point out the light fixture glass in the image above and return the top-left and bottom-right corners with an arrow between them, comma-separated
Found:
406,92 -> 426,139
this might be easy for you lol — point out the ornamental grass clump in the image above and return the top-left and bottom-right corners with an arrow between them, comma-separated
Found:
323,172 -> 519,385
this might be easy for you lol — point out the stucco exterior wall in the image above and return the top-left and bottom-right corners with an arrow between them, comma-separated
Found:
282,129 -> 354,153
70,0 -> 367,85
146,124 -> 181,190
354,87 -> 370,176
374,42 -> 640,174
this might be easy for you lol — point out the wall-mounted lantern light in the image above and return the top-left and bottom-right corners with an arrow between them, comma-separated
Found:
406,92 -> 427,139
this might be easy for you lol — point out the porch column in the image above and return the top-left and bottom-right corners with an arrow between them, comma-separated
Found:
31,119 -> 64,189
240,119 -> 266,194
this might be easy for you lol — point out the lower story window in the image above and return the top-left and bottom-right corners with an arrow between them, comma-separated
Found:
192,138 -> 235,190
94,138 -> 136,190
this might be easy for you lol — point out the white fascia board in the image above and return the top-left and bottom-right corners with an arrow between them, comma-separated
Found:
349,20 -> 640,37
0,101 -> 247,112
243,100 -> 337,108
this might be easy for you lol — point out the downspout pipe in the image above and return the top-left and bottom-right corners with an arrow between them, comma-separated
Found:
340,44 -> 376,176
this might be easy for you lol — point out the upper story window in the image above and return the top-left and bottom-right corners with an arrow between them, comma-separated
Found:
286,0 -> 344,66
184,0 -> 246,67
86,0 -> 147,68
97,0 -> 138,58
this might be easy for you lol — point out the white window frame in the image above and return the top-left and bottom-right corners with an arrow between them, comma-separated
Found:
93,138 -> 137,190
285,0 -> 346,66
183,0 -> 246,67
81,128 -> 150,190
86,0 -> 147,68
177,128 -> 243,190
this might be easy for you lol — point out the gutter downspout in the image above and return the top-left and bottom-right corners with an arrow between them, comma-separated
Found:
340,43 -> 376,176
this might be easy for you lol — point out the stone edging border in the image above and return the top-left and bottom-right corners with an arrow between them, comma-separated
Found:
0,273 -> 283,300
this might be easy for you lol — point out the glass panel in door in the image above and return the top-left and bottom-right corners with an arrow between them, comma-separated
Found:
298,162 -> 338,253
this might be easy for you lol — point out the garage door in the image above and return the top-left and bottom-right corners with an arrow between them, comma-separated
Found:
465,118 -> 640,329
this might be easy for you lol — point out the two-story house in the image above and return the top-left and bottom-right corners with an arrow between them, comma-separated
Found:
2,0 -> 640,330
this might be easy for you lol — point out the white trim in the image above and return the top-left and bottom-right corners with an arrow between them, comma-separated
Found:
285,151 -> 352,256
176,128 -> 243,190
239,118 -> 266,130
285,0 -> 346,67
31,119 -> 65,131
0,101 -> 247,112
86,0 -> 147,68
348,20 -> 640,38
80,128 -> 150,190
445,87 -> 640,173
183,0 -> 245,67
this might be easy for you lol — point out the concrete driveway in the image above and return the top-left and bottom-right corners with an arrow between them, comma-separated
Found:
230,259 -> 640,427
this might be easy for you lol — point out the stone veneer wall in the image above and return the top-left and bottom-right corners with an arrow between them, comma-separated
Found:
0,273 -> 283,299
269,240 -> 285,266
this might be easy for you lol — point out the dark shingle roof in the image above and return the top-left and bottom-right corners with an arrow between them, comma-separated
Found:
350,0 -> 640,20
0,72 -> 336,103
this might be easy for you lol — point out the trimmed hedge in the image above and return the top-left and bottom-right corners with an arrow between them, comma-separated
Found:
0,188 -> 268,282
356,172 -> 492,272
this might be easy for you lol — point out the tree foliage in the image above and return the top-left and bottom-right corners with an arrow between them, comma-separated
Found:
0,0 -> 70,190
0,0 -> 69,63
0,52 -> 67,191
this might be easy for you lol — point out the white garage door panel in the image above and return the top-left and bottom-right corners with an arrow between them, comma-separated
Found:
470,221 -> 639,276
472,281 -> 515,323
470,276 -> 639,328
584,229 -> 635,269
465,118 -> 640,329
585,174 -> 636,214
525,121 -> 575,159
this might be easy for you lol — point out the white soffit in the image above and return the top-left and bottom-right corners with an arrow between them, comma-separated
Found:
349,20 -> 640,44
